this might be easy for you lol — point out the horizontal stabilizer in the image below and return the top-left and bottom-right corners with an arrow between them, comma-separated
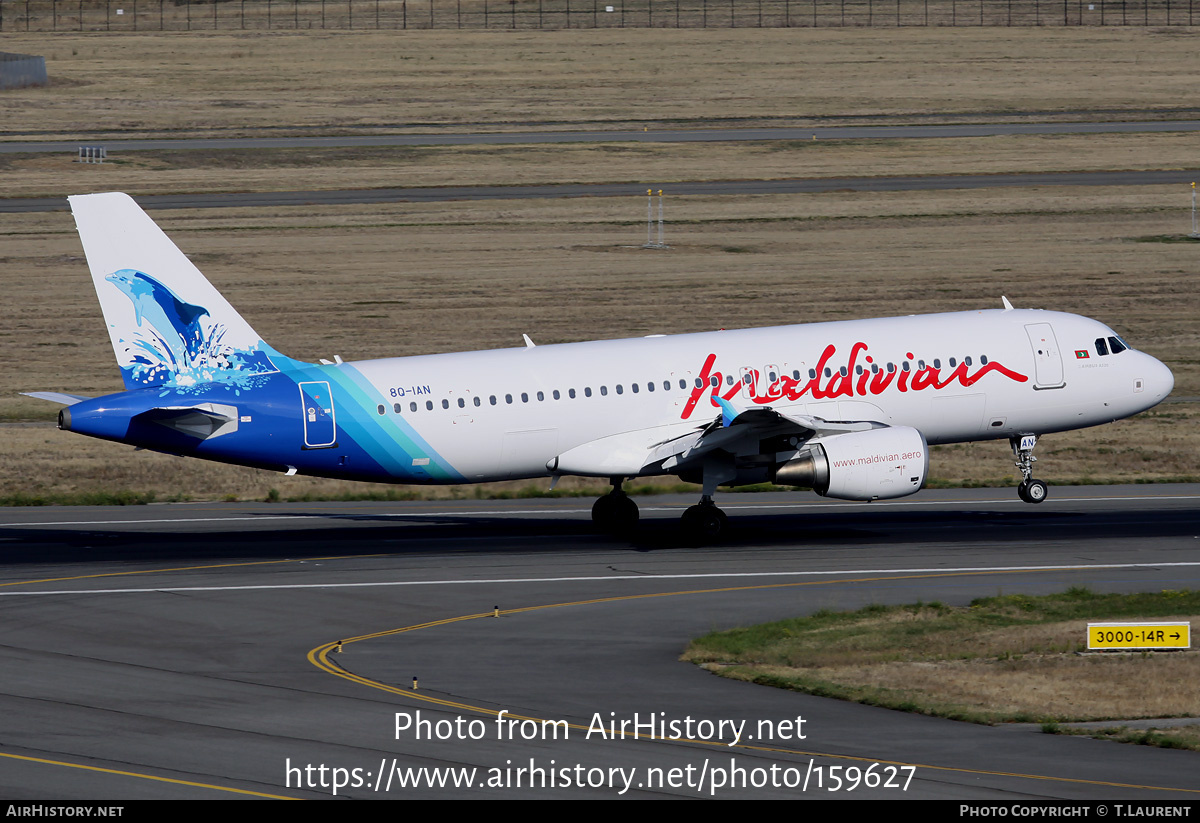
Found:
22,391 -> 92,406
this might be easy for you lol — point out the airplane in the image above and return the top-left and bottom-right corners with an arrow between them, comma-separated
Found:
26,192 -> 1175,540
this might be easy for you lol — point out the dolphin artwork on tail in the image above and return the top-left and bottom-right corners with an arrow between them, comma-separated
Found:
105,269 -> 213,387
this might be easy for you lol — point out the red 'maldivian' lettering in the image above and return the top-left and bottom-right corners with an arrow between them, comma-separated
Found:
681,342 -> 1028,420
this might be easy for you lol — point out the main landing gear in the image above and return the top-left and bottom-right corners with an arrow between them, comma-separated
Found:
591,460 -> 735,542
679,457 -> 736,543
680,496 -> 728,541
1011,434 -> 1049,504
591,477 -> 639,535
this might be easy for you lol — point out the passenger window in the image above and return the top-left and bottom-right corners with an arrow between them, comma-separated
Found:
489,395 -> 497,405
981,355 -> 988,365
823,367 -> 831,378
585,387 -> 592,397
457,398 -> 465,408
521,392 -> 529,403
965,356 -> 973,367
505,394 -> 513,404
808,369 -> 817,379
616,385 -> 623,395
569,388 -> 577,399
410,402 -> 418,412
442,399 -> 449,409
792,370 -> 801,380
949,358 -> 957,368
934,359 -> 941,369
709,376 -> 719,387
393,403 -> 402,414
887,363 -> 895,373
631,383 -> 639,393
474,397 -> 481,407
679,379 -> 686,390
600,386 -> 608,396
726,374 -> 734,386
426,401 -> 433,411
553,390 -> 561,400
377,404 -> 385,415
537,391 -> 545,401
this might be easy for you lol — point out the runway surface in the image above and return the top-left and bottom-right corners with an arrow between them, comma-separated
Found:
5,119 -> 1200,154
6,169 -> 1200,214
1,485 -> 1198,799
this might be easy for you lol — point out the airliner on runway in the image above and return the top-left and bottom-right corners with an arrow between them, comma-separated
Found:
28,193 -> 1174,539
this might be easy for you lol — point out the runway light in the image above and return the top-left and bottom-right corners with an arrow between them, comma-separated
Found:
412,676 -> 419,691
494,605 -> 500,618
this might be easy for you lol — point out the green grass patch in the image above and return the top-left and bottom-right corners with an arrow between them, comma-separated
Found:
1062,725 -> 1200,750
685,588 -> 1200,735
0,490 -> 161,506
1133,234 -> 1200,243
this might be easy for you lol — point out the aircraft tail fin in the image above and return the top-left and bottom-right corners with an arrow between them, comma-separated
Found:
68,192 -> 281,391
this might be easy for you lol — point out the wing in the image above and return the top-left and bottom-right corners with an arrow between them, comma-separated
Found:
549,402 -> 885,478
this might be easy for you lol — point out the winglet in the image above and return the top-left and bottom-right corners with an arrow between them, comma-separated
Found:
1001,296 -> 1014,311
523,334 -> 536,348
712,394 -> 739,428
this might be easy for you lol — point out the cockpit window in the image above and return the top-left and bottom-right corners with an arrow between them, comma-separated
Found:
1095,337 -> 1109,356
1108,336 -> 1128,354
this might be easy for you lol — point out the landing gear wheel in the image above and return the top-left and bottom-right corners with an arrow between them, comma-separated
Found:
1022,478 -> 1048,504
681,503 -> 726,543
591,492 -> 639,534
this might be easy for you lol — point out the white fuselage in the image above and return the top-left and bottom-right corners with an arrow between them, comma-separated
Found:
344,308 -> 1173,483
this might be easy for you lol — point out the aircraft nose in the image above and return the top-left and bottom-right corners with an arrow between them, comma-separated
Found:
1145,354 -> 1174,401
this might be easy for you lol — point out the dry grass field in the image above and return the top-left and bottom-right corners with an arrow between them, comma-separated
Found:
3,28 -> 1200,140
8,132 -> 1200,197
1,28 -> 1197,501
685,591 -> 1200,730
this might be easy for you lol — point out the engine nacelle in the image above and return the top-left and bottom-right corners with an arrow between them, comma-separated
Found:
774,426 -> 929,501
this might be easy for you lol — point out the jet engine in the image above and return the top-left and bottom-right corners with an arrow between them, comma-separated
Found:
773,426 -> 928,501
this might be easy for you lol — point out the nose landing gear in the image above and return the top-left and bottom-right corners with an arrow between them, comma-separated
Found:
1011,434 -> 1048,504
